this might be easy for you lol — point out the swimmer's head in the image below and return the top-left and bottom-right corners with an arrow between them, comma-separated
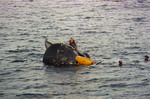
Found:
144,55 -> 149,61
119,60 -> 123,67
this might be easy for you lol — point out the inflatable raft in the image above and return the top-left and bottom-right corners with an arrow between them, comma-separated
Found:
75,56 -> 94,65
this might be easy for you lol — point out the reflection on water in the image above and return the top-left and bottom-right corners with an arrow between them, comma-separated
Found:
0,0 -> 150,98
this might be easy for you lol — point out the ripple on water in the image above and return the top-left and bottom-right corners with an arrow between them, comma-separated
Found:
0,79 -> 5,82
24,85 -> 48,90
16,93 -> 52,98
99,83 -> 128,88
132,17 -> 146,22
0,72 -> 12,76
86,78 -> 100,83
54,82 -> 79,86
98,81 -> 149,89
11,59 -> 26,63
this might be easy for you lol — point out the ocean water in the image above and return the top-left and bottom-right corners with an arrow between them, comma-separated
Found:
0,0 -> 150,98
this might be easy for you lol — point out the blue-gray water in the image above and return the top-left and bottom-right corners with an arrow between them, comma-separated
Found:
0,0 -> 150,98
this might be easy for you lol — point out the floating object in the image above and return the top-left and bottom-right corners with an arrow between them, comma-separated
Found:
43,38 -> 91,66
43,43 -> 78,66
144,55 -> 149,61
45,38 -> 55,49
75,56 -> 93,65
119,60 -> 123,67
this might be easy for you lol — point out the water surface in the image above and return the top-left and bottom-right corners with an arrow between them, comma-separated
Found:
0,0 -> 150,98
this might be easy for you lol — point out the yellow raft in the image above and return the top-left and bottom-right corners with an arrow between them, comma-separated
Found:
75,56 -> 94,65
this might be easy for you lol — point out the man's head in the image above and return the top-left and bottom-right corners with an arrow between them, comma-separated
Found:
144,55 -> 149,61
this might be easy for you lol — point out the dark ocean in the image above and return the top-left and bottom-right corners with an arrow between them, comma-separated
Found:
0,0 -> 150,98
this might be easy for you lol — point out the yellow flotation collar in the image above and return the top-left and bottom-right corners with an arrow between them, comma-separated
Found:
75,56 -> 93,65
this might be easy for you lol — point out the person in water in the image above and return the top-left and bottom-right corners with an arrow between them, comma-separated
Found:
119,60 -> 123,67
144,55 -> 149,61
67,37 -> 85,57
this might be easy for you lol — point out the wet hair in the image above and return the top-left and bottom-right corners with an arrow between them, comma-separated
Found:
119,60 -> 122,67
144,55 -> 149,61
